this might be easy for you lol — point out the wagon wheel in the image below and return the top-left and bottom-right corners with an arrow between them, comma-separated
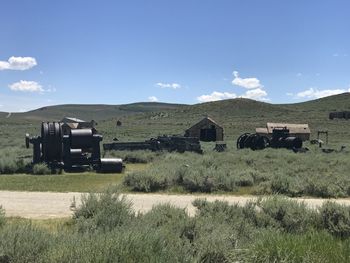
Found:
236,133 -> 251,149
253,135 -> 270,150
41,122 -> 63,162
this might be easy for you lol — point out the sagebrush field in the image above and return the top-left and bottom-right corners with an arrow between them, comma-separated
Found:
1,94 -> 350,262
1,189 -> 350,262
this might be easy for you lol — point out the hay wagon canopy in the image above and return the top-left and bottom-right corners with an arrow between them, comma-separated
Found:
256,123 -> 311,141
185,117 -> 224,142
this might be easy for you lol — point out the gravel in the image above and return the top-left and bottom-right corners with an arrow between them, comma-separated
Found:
1,191 -> 350,219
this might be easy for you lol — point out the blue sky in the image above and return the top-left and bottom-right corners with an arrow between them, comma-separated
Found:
1,0 -> 349,112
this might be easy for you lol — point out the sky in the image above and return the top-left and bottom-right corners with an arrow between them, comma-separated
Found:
1,0 -> 350,112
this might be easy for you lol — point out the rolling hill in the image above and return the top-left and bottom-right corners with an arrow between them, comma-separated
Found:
1,102 -> 185,122
1,93 -> 349,123
0,93 -> 349,144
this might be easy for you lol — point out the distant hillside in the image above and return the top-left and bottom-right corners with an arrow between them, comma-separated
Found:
3,102 -> 185,122
0,93 -> 349,144
1,93 -> 349,124
280,92 -> 350,112
180,98 -> 294,118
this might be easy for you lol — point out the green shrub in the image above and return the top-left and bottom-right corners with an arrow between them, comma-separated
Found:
120,146 -> 350,197
251,230 -> 350,263
236,171 -> 254,187
257,197 -> 317,233
270,173 -> 291,194
32,163 -> 52,175
124,171 -> 169,192
319,201 -> 350,238
73,188 -> 134,232
0,154 -> 28,174
0,223 -> 52,263
0,206 -> 5,228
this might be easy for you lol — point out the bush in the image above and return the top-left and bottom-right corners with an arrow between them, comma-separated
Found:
0,223 -> 52,263
319,201 -> 350,238
73,188 -> 134,233
182,169 -> 215,192
251,230 -> 350,263
32,163 -> 52,175
0,153 -> 28,174
270,173 -> 291,194
256,197 -> 317,233
0,206 -> 5,228
124,171 -> 169,192
120,147 -> 350,198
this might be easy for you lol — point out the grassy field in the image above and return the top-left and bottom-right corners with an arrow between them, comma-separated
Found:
122,143 -> 350,198
0,164 -> 147,192
1,190 -> 350,262
0,93 -> 349,197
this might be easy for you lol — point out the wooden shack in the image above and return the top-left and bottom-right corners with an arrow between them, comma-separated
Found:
185,117 -> 224,142
256,122 -> 311,141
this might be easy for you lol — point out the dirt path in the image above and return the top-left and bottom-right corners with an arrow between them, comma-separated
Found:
1,191 -> 350,219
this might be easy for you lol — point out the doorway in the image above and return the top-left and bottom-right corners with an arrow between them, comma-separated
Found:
200,126 -> 217,141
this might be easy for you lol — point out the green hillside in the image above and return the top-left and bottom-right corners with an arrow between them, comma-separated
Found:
1,102 -> 185,122
0,93 -> 349,147
280,92 -> 350,112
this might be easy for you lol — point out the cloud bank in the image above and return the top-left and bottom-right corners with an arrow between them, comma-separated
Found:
156,82 -> 181,89
9,80 -> 44,92
197,91 -> 237,102
0,56 -> 37,70
197,70 -> 269,103
295,87 -> 350,99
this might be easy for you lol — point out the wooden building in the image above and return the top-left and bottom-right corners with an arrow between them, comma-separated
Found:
185,117 -> 224,142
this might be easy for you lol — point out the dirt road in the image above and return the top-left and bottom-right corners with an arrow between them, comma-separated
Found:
1,191 -> 350,219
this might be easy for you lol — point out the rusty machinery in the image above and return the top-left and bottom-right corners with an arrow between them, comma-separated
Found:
25,122 -> 123,173
103,135 -> 203,154
237,127 -> 303,150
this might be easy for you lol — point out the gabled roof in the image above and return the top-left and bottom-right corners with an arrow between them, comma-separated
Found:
186,117 -> 223,131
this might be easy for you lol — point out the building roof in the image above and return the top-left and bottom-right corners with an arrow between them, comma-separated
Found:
266,123 -> 310,134
186,117 -> 223,131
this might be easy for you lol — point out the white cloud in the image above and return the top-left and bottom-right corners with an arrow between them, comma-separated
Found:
148,96 -> 159,102
156,82 -> 181,89
296,87 -> 350,99
46,85 -> 56,93
197,91 -> 237,102
9,80 -> 44,93
241,88 -> 268,101
197,70 -> 269,103
0,56 -> 37,70
296,73 -> 302,77
232,71 -> 263,89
